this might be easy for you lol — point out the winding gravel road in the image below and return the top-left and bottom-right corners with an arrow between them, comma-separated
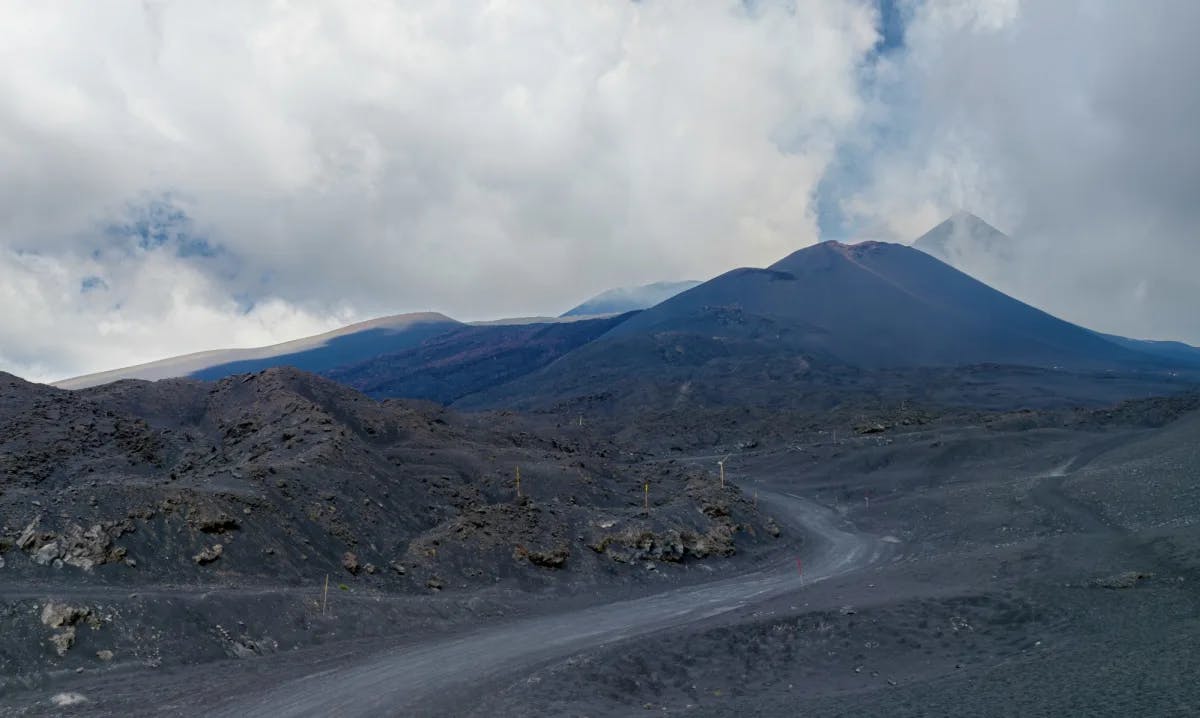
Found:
212,491 -> 890,717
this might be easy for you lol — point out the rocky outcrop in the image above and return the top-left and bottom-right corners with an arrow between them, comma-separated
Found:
193,544 -> 224,565
1,367 -> 776,594
190,509 -> 241,534
515,544 -> 569,569
588,523 -> 736,564
15,518 -> 131,571
41,602 -> 97,657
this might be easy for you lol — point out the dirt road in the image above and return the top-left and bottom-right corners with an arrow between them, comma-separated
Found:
209,491 -> 889,717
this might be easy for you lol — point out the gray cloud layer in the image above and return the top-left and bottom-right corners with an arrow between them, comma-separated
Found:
842,0 -> 1200,343
0,1 -> 1196,381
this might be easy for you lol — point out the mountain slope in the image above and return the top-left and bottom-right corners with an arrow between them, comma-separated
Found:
54,312 -> 463,389
605,240 -> 1160,369
324,313 -> 635,403
561,280 -> 702,317
1096,333 -> 1200,366
454,241 -> 1199,414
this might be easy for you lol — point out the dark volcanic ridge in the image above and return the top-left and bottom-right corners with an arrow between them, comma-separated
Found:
0,368 -> 779,681
323,313 -> 634,404
450,241 -> 1199,417
51,233 -> 1200,427
607,240 -> 1172,370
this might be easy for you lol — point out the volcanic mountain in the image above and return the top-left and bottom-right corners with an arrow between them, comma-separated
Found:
456,240 -> 1197,414
604,240 -> 1167,369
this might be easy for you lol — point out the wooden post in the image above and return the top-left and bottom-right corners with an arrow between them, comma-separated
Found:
643,481 -> 649,511
322,574 -> 329,616
515,466 -> 522,498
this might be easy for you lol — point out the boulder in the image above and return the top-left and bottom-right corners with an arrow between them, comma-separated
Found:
41,603 -> 95,658
32,542 -> 61,566
525,546 -> 569,569
49,630 -> 76,656
194,544 -> 224,565
41,603 -> 92,629
16,519 -> 39,550
192,511 -> 240,534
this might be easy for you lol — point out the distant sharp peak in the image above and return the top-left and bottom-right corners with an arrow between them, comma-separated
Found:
911,211 -> 1012,265
914,211 -> 1009,244
951,210 -> 1007,233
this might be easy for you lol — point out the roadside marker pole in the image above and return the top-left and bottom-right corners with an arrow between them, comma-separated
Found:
515,466 -> 522,498
644,481 -> 649,511
322,574 -> 329,616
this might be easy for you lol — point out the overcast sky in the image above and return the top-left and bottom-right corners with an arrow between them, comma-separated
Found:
1,1 -> 1197,382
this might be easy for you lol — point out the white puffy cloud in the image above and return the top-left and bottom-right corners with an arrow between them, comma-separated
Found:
0,0 -> 881,380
